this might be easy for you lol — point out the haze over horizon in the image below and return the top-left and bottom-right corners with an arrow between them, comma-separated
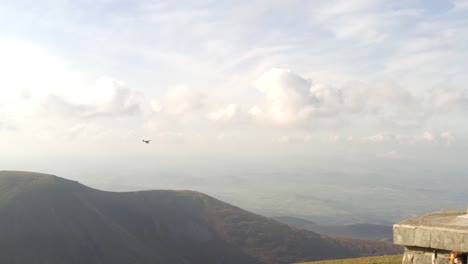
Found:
1,0 -> 467,224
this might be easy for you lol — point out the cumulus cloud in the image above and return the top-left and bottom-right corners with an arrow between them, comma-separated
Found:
366,81 -> 414,106
252,68 -> 317,126
42,95 -> 93,117
0,120 -> 16,132
421,131 -> 436,142
151,86 -> 205,115
343,80 -> 420,128
430,88 -> 468,112
440,132 -> 455,145
208,104 -> 241,123
324,134 -> 340,143
41,77 -> 141,118
309,83 -> 344,116
250,68 -> 420,128
303,134 -> 314,142
144,86 -> 209,140
366,133 -> 389,143
97,87 -> 140,116
248,105 -> 262,118
150,100 -> 163,113
418,131 -> 456,145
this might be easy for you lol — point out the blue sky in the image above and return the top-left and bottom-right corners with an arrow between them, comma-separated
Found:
1,0 -> 468,222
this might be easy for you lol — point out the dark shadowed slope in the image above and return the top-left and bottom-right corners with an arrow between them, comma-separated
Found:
0,171 -> 401,264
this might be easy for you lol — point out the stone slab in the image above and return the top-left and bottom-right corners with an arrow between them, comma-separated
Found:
394,210 -> 468,251
402,247 -> 451,264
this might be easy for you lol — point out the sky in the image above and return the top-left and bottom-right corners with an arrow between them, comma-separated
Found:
1,0 -> 468,223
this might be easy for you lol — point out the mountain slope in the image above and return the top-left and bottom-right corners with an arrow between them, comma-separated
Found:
0,171 -> 401,264
272,216 -> 393,241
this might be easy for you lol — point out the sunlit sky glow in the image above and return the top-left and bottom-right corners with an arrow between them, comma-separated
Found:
1,1 -> 468,221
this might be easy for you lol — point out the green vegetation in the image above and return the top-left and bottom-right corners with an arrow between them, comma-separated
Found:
297,254 -> 403,264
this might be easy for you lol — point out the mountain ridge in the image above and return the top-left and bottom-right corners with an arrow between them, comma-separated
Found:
0,170 -> 402,264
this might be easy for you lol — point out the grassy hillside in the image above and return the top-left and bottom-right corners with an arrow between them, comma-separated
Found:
297,254 -> 403,264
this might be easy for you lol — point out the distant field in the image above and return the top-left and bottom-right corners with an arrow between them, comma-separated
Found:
296,254 -> 403,264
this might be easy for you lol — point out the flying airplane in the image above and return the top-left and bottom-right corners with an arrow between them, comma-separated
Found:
142,139 -> 151,144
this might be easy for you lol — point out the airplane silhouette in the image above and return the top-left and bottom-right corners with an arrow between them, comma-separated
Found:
142,139 -> 151,144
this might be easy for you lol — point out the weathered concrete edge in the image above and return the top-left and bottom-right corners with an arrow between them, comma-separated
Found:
394,224 -> 468,251
395,224 -> 468,234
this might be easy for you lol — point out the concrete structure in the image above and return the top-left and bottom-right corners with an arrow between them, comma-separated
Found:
394,210 -> 468,264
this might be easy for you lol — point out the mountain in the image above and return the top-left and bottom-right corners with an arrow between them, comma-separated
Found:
0,171 -> 402,264
272,216 -> 393,242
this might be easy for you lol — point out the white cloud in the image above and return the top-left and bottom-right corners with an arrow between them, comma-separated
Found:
248,105 -> 263,118
324,14 -> 388,43
42,95 -> 93,117
155,131 -> 187,144
143,86 -> 211,139
81,77 -> 141,116
66,123 -> 105,140
150,100 -> 163,113
385,50 -> 458,76
419,131 -> 456,145
308,83 -> 344,116
94,77 -> 123,100
41,77 -> 141,118
376,150 -> 399,159
431,88 -> 468,112
252,68 -> 317,126
277,135 -> 290,143
152,86 -> 205,115
250,68 -> 422,129
385,20 -> 468,88
312,0 -> 421,43
454,0 -> 468,9
0,39 -> 83,101
208,104 -> 240,123
325,134 -> 340,143
3,0 -> 468,182
303,134 -> 314,142
217,133 -> 234,141
361,131 -> 456,146
343,80 -> 424,129
316,0 -> 384,21
440,132 -> 455,145
365,133 -> 389,143
421,131 -> 436,142
418,131 -> 455,145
